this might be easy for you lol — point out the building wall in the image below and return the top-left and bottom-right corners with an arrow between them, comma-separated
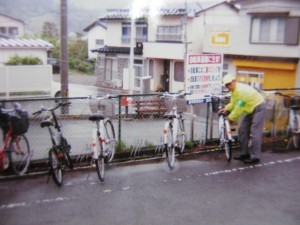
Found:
87,25 -> 106,59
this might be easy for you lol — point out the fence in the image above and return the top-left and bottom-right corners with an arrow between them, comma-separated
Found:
0,90 -> 298,162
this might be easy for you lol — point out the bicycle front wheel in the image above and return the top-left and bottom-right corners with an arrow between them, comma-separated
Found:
104,120 -> 116,163
176,117 -> 186,154
290,114 -> 300,148
49,148 -> 63,186
8,134 -> 31,176
165,124 -> 175,169
95,155 -> 105,182
61,137 -> 73,170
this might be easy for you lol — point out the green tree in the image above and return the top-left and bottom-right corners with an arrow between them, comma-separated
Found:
41,21 -> 58,40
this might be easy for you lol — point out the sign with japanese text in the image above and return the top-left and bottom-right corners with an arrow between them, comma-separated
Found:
210,31 -> 230,46
185,54 -> 223,104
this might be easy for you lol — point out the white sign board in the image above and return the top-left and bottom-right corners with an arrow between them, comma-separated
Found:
185,54 -> 223,104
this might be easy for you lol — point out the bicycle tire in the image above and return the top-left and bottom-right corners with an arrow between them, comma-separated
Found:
176,117 -> 186,154
49,148 -> 63,186
291,113 -> 300,148
8,134 -> 31,176
104,120 -> 116,163
219,116 -> 232,161
165,123 -> 175,169
61,137 -> 73,170
95,155 -> 105,182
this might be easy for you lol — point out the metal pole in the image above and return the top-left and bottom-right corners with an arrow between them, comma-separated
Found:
60,0 -> 68,99
129,15 -> 135,94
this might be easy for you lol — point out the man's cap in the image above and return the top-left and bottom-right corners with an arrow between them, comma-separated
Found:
222,74 -> 236,86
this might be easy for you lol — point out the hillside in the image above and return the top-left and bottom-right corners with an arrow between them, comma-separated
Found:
0,0 -> 132,35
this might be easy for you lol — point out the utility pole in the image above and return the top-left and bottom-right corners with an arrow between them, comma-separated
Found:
129,14 -> 136,94
60,0 -> 68,99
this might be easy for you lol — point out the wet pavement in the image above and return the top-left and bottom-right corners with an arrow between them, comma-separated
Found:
0,147 -> 300,225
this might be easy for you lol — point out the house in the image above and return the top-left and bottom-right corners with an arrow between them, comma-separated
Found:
83,20 -> 107,60
204,0 -> 300,89
91,1 -> 236,92
0,38 -> 54,65
88,0 -> 299,92
0,12 -> 25,38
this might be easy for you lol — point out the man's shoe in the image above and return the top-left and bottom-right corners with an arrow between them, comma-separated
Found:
244,158 -> 260,164
234,154 -> 250,161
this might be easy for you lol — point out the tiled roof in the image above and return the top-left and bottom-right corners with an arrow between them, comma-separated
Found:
91,45 -> 143,55
99,1 -> 226,20
0,38 -> 53,49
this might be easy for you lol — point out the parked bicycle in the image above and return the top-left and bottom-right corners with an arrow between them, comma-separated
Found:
161,91 -> 186,169
88,95 -> 116,182
33,101 -> 73,186
211,94 -> 235,161
0,102 -> 31,175
275,92 -> 300,149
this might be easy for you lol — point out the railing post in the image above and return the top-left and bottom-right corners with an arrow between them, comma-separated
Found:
118,95 -> 122,145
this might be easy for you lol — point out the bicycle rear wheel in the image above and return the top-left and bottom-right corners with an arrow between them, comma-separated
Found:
49,148 -> 63,186
104,120 -> 116,163
95,154 -> 105,182
9,134 -> 31,175
176,117 -> 186,154
165,123 -> 175,169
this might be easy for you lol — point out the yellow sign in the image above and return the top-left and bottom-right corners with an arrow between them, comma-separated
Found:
211,31 -> 230,46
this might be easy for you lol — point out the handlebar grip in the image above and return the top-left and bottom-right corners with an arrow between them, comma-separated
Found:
32,110 -> 42,116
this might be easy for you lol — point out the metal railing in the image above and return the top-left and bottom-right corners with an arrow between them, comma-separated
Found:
0,89 -> 297,163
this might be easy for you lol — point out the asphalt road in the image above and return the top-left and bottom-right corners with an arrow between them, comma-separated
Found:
0,150 -> 300,225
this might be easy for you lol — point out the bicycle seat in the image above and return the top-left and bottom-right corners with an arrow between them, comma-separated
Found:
41,120 -> 54,128
163,114 -> 176,119
89,113 -> 105,121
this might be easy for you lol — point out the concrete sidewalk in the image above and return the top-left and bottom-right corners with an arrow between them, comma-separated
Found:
53,73 -> 97,86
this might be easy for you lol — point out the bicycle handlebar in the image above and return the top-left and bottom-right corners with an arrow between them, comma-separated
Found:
87,94 -> 118,100
32,101 -> 71,116
161,91 -> 189,99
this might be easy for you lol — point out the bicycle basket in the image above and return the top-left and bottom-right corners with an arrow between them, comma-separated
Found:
0,112 -> 9,133
89,98 -> 115,118
9,110 -> 29,135
164,97 -> 187,113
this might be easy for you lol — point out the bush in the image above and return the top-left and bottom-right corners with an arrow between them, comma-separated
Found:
5,55 -> 43,65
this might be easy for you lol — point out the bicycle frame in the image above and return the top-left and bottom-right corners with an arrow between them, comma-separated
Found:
161,92 -> 186,169
0,126 -> 13,170
88,95 -> 116,182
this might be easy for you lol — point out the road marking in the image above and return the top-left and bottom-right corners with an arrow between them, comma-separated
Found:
1,156 -> 299,211
204,156 -> 300,177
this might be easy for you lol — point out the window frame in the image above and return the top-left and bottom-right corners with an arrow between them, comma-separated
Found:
250,15 -> 300,45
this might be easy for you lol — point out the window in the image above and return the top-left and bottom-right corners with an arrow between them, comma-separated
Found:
95,39 -> 104,45
174,62 -> 184,82
250,16 -> 300,45
0,27 -> 7,34
122,23 -> 131,44
134,59 -> 143,88
8,27 -> 18,36
149,60 -> 154,78
121,22 -> 147,44
136,24 -> 147,42
156,25 -> 182,42
237,70 -> 264,89
105,58 -> 118,81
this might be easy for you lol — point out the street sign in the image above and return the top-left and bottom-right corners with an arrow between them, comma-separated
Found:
185,53 -> 223,104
